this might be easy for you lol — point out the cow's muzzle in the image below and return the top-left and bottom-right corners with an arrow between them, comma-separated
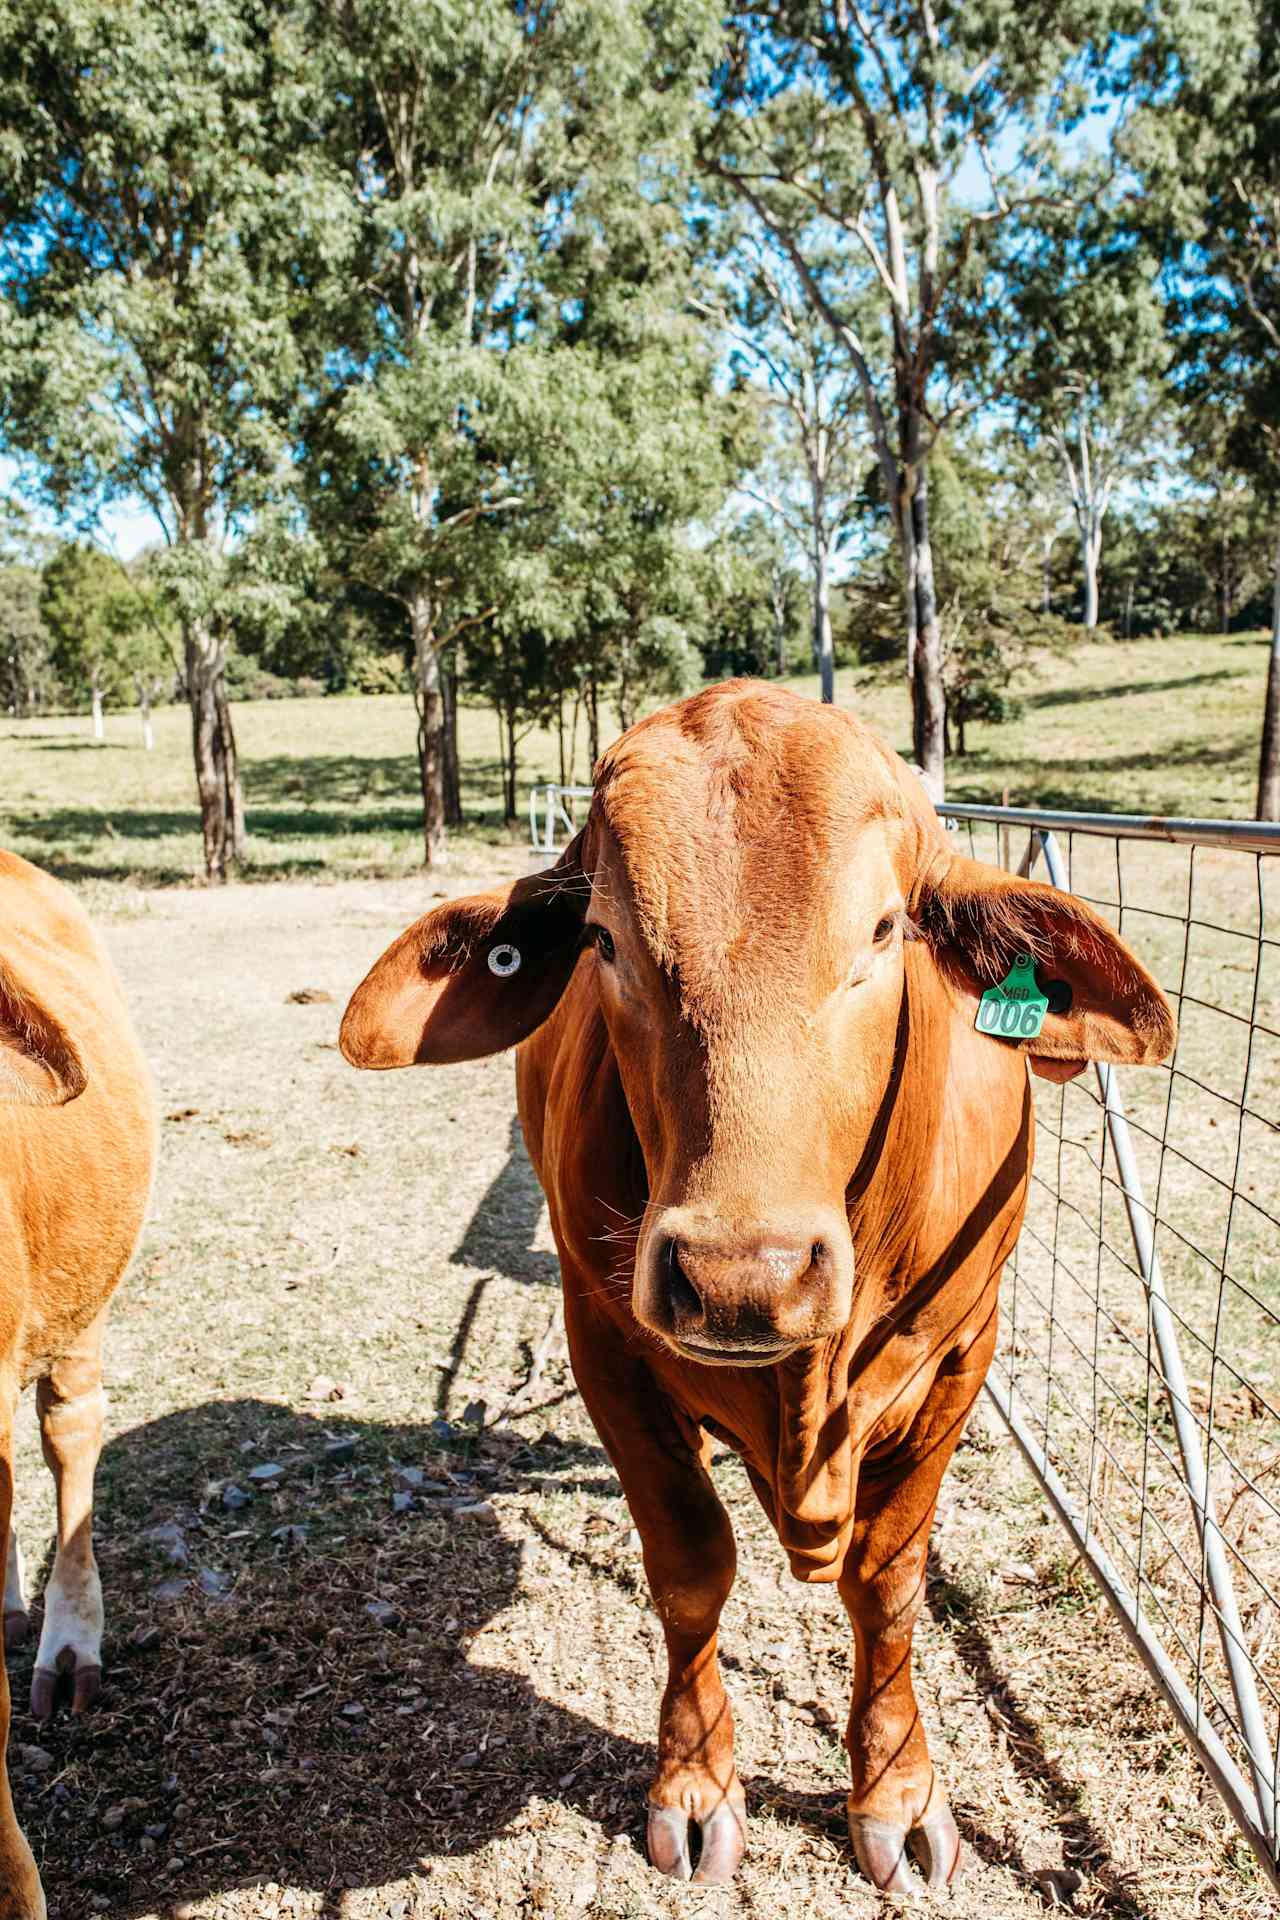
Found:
635,1206 -> 855,1362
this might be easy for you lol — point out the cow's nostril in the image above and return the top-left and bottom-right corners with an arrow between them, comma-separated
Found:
811,1241 -> 824,1268
664,1239 -> 704,1328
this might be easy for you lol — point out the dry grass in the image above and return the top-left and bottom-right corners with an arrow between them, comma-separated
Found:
0,627 -> 1272,893
3,860 -> 1274,1920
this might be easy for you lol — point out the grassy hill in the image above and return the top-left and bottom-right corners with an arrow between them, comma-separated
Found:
0,628 -> 1269,888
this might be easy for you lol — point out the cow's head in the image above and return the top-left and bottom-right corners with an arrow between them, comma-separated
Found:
342,684 -> 1175,1365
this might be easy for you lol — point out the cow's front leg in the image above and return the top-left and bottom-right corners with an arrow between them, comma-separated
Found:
565,1298 -> 745,1885
839,1343 -> 993,1896
32,1311 -> 108,1720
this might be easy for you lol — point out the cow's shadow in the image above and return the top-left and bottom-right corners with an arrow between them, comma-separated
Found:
6,1396 -> 843,1918
6,1391 -> 1172,1920
8,1397 -> 632,1915
449,1113 -> 559,1288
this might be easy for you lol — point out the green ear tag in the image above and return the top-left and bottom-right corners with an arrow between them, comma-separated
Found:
976,953 -> 1049,1041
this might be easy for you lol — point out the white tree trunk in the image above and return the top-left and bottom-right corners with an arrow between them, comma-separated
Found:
91,680 -> 104,741
813,535 -> 834,704
1081,520 -> 1101,630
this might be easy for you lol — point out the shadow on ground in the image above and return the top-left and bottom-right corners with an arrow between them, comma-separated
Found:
5,1396 -> 1166,1919
450,1116 -> 558,1288
1022,668 -> 1242,712
12,1395 -> 636,1917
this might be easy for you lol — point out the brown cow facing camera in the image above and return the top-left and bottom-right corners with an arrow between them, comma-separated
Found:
342,683 -> 1175,1896
0,850 -> 156,1920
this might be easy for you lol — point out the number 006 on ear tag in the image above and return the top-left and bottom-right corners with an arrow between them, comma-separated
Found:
976,953 -> 1050,1041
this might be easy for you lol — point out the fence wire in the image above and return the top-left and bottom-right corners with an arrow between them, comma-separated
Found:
941,805 -> 1280,1895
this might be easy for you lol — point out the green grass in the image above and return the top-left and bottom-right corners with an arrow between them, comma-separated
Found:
0,628 -> 1271,889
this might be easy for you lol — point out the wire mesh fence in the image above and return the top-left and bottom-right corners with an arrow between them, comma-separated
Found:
940,803 -> 1280,1896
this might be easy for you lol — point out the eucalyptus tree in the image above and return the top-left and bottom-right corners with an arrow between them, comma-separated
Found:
703,0 -> 1136,793
1005,191 -> 1169,627
0,0 -> 316,878
0,567 -> 50,717
706,512 -> 808,679
468,289 -> 744,778
708,227 -> 870,702
301,0 -> 721,864
1130,0 -> 1280,810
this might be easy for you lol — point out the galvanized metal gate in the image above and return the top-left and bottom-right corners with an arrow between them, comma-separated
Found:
938,803 -> 1280,1898
530,784 -> 1280,1894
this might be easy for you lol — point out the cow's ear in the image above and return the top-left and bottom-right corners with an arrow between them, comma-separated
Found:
919,853 -> 1176,1077
340,836 -> 589,1069
0,963 -> 88,1106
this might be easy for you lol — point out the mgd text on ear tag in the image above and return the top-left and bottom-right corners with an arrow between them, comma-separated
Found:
976,953 -> 1049,1041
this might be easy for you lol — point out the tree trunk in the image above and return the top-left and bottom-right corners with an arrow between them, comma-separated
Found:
139,680 -> 154,751
909,466 -> 946,799
441,653 -> 462,828
1256,523 -> 1280,821
91,674 -> 104,742
504,706 -> 518,822
411,595 -> 446,867
567,690 -> 581,788
1123,577 -> 1134,641
772,575 -> 789,676
617,634 -> 633,733
586,668 -> 599,770
186,629 -> 244,884
215,682 -> 246,858
1041,531 -> 1054,614
813,533 -> 834,704
1081,519 -> 1100,630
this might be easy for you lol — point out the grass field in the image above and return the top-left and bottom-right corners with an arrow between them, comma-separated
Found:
0,627 -> 1271,891
2,636 -> 1278,1919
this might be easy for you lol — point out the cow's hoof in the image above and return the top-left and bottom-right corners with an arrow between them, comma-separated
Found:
4,1609 -> 29,1651
647,1800 -> 746,1885
31,1650 -> 101,1720
849,1804 -> 961,1895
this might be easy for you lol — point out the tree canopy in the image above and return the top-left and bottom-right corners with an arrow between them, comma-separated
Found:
3,0 -> 1280,850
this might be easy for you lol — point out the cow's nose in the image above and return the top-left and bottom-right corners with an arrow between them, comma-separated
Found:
661,1234 -> 822,1338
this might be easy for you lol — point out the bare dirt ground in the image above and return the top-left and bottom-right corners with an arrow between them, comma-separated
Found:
8,860 -> 1274,1920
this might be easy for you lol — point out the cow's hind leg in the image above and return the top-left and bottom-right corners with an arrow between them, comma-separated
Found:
32,1310 -> 107,1720
565,1302 -> 745,1885
838,1337 -> 994,1897
0,1384 -> 47,1918
4,1524 -> 28,1650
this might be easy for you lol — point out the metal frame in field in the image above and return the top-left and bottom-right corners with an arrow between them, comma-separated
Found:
940,802 -> 1280,1897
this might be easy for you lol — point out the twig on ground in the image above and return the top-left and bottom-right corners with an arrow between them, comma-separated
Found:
489,1305 -> 566,1427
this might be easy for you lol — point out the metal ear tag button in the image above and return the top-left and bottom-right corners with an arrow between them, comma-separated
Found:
487,943 -> 522,978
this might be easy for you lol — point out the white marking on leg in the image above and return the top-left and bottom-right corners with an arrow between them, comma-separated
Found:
35,1551 -> 103,1675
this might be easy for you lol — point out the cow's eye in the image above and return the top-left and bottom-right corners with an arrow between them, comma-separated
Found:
873,915 -> 896,944
590,925 -> 615,963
